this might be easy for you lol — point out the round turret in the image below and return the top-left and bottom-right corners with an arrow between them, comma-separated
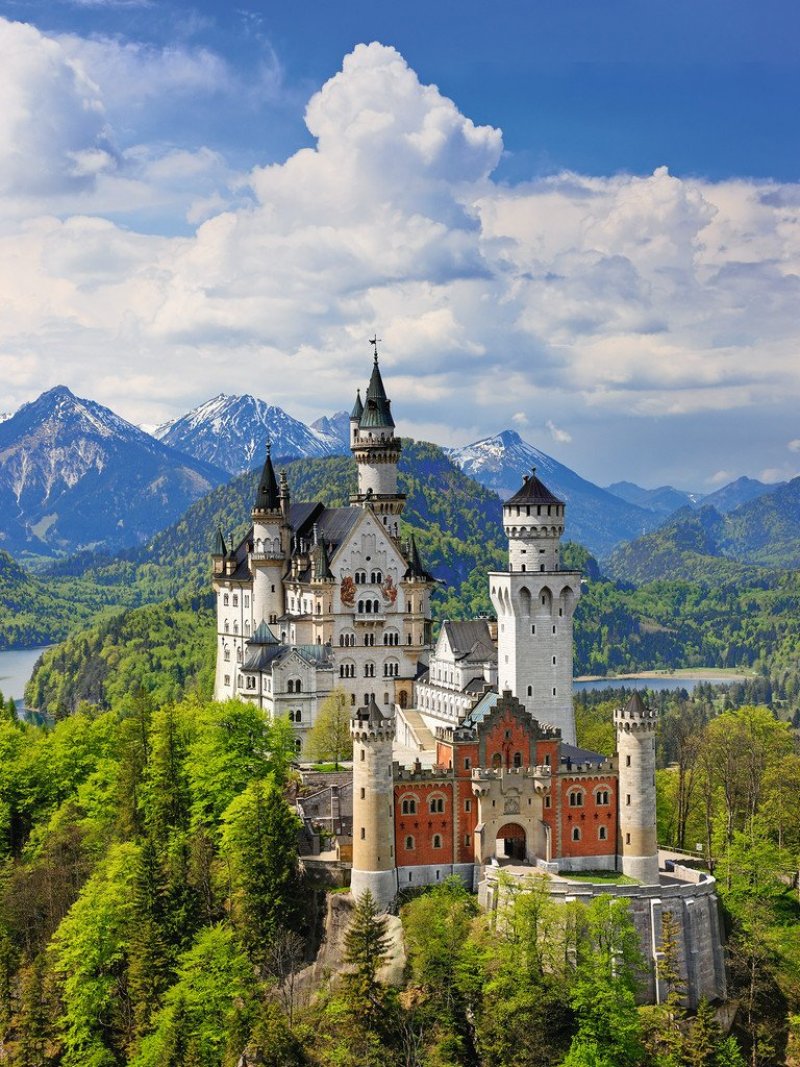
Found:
615,692 -> 659,884
350,697 -> 397,909
502,467 -> 565,572
350,345 -> 406,536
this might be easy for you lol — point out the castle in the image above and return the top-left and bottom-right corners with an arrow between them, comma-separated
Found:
213,347 -> 727,1006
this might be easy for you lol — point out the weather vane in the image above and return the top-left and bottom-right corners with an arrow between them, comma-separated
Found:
369,334 -> 382,361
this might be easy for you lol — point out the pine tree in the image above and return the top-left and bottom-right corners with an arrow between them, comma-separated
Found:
684,998 -> 721,1067
220,781 -> 303,956
127,839 -> 174,1046
343,890 -> 391,1025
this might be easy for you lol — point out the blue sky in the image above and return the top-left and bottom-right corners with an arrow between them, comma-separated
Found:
0,0 -> 798,489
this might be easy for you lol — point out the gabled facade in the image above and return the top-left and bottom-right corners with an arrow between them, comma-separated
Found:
212,348 -> 435,753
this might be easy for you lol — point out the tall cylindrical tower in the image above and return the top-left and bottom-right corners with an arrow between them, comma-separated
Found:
251,445 -> 287,628
489,468 -> 581,743
350,345 -> 405,538
615,692 -> 659,884
350,697 -> 397,909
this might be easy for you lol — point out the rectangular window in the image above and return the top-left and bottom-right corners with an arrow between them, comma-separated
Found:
464,757 -> 471,770
626,794 -> 631,806
552,687 -> 557,696
464,834 -> 471,846
531,624 -> 536,635
464,799 -> 471,812
360,827 -> 365,840
626,755 -> 631,767
544,795 -> 551,808
626,833 -> 631,845
360,788 -> 365,800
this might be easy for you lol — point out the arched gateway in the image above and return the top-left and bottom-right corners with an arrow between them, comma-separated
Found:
496,822 -> 526,861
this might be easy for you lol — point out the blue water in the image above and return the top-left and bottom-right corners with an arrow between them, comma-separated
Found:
0,646 -> 52,702
573,675 -> 740,694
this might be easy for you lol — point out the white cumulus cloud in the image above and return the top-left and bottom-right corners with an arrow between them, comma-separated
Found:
0,27 -> 799,484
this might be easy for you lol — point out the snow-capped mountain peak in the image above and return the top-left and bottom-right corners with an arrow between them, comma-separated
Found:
155,394 -> 350,475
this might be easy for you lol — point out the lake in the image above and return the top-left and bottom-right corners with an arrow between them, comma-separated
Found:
573,674 -> 744,694
0,646 -> 52,703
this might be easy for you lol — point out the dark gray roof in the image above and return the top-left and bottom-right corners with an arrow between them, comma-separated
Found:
443,620 -> 496,659
353,694 -> 388,727
462,640 -> 497,665
212,527 -> 226,556
350,389 -> 363,420
243,644 -> 284,671
506,468 -> 564,507
626,692 -> 647,715
359,357 -> 395,429
404,533 -> 434,582
464,677 -> 489,695
254,445 -> 280,511
560,742 -> 606,766
250,621 -> 279,645
242,641 -> 333,674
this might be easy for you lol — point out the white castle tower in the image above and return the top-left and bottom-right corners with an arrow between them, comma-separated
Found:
489,468 -> 581,744
250,444 -> 290,627
350,696 -> 397,907
349,341 -> 405,538
615,692 -> 660,884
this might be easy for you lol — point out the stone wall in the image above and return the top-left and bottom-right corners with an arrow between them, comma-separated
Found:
479,864 -> 726,1008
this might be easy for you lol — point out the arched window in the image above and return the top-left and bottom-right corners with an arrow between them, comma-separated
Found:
568,790 -> 584,807
223,594 -> 229,606
526,685 -> 533,697
358,600 -> 364,613
513,752 -> 522,768
373,600 -> 380,613
404,836 -> 414,850
236,648 -> 242,662
432,834 -> 442,849
355,570 -> 366,584
572,826 -> 581,841
224,648 -> 230,662
429,795 -> 445,814
364,662 -> 375,678
295,738 -> 302,753
595,789 -> 610,806
371,570 -> 382,584
492,752 -> 502,769
598,825 -> 608,841
401,796 -> 417,815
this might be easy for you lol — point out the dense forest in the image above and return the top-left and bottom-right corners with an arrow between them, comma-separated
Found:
4,678 -> 800,1064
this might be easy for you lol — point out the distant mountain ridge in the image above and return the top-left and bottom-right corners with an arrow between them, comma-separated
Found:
605,481 -> 698,516
155,394 -> 349,475
0,386 -> 228,560
607,476 -> 800,582
448,429 -> 659,557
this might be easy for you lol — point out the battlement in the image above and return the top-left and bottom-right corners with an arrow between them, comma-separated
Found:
558,758 -> 618,775
393,761 -> 452,782
471,765 -> 551,781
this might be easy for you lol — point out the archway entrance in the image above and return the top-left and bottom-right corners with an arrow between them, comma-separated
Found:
496,822 -> 526,862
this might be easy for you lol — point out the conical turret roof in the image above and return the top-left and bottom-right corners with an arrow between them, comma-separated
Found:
350,389 -> 364,420
359,356 -> 395,429
212,527 -> 227,556
254,444 -> 280,511
404,533 -> 434,581
625,691 -> 647,715
506,467 -> 563,507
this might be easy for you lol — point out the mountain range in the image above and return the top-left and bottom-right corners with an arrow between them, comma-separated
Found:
447,430 -> 661,556
0,385 -> 793,568
0,387 -> 229,561
607,476 -> 800,584
154,393 -> 349,475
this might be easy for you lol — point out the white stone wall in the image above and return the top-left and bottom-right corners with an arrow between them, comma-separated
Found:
490,571 -> 580,744
616,709 -> 659,885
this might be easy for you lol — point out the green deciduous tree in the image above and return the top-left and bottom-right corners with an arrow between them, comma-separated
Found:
305,689 -> 352,769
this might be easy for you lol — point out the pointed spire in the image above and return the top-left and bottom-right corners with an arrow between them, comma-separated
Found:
212,526 -> 227,556
625,691 -> 648,716
253,441 -> 280,512
350,388 -> 364,420
250,620 -> 280,645
314,535 -> 333,580
360,355 -> 395,429
404,533 -> 433,581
